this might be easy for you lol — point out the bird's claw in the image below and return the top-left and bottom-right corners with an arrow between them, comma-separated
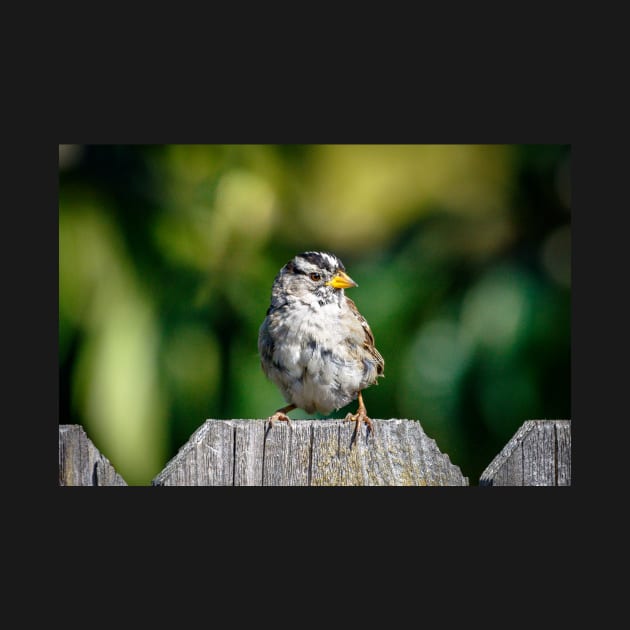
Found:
344,410 -> 374,446
266,412 -> 293,433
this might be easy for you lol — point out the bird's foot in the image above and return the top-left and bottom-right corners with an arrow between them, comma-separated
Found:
344,408 -> 374,446
265,406 -> 295,434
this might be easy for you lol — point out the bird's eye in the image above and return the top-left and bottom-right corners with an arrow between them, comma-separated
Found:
310,272 -> 321,282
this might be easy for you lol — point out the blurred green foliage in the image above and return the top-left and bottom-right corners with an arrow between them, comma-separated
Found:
59,144 -> 570,485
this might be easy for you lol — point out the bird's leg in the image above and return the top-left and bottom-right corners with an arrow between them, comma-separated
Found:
344,391 -> 374,446
266,404 -> 296,431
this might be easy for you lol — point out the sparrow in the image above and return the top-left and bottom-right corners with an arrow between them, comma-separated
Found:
258,251 -> 384,443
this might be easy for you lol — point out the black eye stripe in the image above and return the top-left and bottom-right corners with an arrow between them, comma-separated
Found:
285,262 -> 308,276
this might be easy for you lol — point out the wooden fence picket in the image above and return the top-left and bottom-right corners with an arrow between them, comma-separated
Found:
59,424 -> 127,486
479,420 -> 571,486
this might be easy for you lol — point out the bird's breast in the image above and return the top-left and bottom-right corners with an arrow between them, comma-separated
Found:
263,303 -> 378,414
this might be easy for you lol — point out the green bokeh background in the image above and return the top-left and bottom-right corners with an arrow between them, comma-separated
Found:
58,144 -> 571,485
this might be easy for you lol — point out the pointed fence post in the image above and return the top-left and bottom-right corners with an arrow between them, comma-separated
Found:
59,425 -> 127,486
152,419 -> 469,486
479,420 -> 571,486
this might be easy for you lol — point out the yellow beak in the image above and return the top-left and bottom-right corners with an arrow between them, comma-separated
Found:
326,270 -> 358,289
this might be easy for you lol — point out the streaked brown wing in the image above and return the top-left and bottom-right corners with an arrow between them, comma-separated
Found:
345,296 -> 385,375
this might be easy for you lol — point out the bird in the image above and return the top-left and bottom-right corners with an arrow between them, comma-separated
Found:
258,251 -> 384,443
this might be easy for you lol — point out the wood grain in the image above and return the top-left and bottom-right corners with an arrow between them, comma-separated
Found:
59,425 -> 127,486
479,420 -> 571,486
153,419 -> 469,486
59,419 -> 571,486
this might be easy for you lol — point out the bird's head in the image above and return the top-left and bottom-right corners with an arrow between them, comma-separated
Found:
272,251 -> 358,307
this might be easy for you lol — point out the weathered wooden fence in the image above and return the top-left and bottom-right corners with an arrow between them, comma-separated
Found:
58,418 -> 570,486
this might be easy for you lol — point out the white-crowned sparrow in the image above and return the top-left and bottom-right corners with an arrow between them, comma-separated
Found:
258,251 -> 384,442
